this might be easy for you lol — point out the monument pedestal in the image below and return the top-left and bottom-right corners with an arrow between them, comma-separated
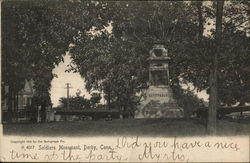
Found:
135,44 -> 183,118
135,86 -> 183,118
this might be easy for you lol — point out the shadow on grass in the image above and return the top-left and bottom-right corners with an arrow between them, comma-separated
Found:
3,118 -> 249,137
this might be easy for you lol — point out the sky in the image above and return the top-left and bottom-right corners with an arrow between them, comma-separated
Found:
50,53 -> 91,107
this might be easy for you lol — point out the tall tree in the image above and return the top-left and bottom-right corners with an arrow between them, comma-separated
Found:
2,0 -> 116,121
2,0 -> 77,121
207,0 -> 225,134
179,1 -> 249,106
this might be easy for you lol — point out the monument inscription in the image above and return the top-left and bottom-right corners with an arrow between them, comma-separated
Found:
148,94 -> 168,97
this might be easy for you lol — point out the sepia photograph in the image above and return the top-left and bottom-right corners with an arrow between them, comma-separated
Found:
0,0 -> 250,162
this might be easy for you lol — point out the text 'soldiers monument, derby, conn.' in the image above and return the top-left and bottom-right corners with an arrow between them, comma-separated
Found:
136,44 -> 184,118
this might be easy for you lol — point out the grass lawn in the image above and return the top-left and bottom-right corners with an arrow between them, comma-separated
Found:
3,118 -> 250,137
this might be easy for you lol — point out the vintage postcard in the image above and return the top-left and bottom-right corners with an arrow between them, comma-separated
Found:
1,0 -> 249,162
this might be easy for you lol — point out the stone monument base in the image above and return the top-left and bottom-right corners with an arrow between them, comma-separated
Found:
135,86 -> 184,118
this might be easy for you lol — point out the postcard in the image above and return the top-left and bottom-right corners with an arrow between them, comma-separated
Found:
1,0 -> 249,162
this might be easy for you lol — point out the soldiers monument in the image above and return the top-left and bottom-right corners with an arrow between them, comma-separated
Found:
135,44 -> 184,118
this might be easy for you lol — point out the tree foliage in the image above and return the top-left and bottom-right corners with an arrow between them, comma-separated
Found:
68,1 -> 249,113
59,96 -> 91,110
59,92 -> 101,110
2,0 -> 80,121
69,1 -> 201,111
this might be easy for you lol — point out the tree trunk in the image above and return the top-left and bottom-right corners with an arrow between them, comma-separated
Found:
7,84 -> 13,122
13,89 -> 18,122
207,0 -> 224,135
16,92 -> 19,122
196,0 -> 203,40
107,87 -> 111,110
41,104 -> 46,122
